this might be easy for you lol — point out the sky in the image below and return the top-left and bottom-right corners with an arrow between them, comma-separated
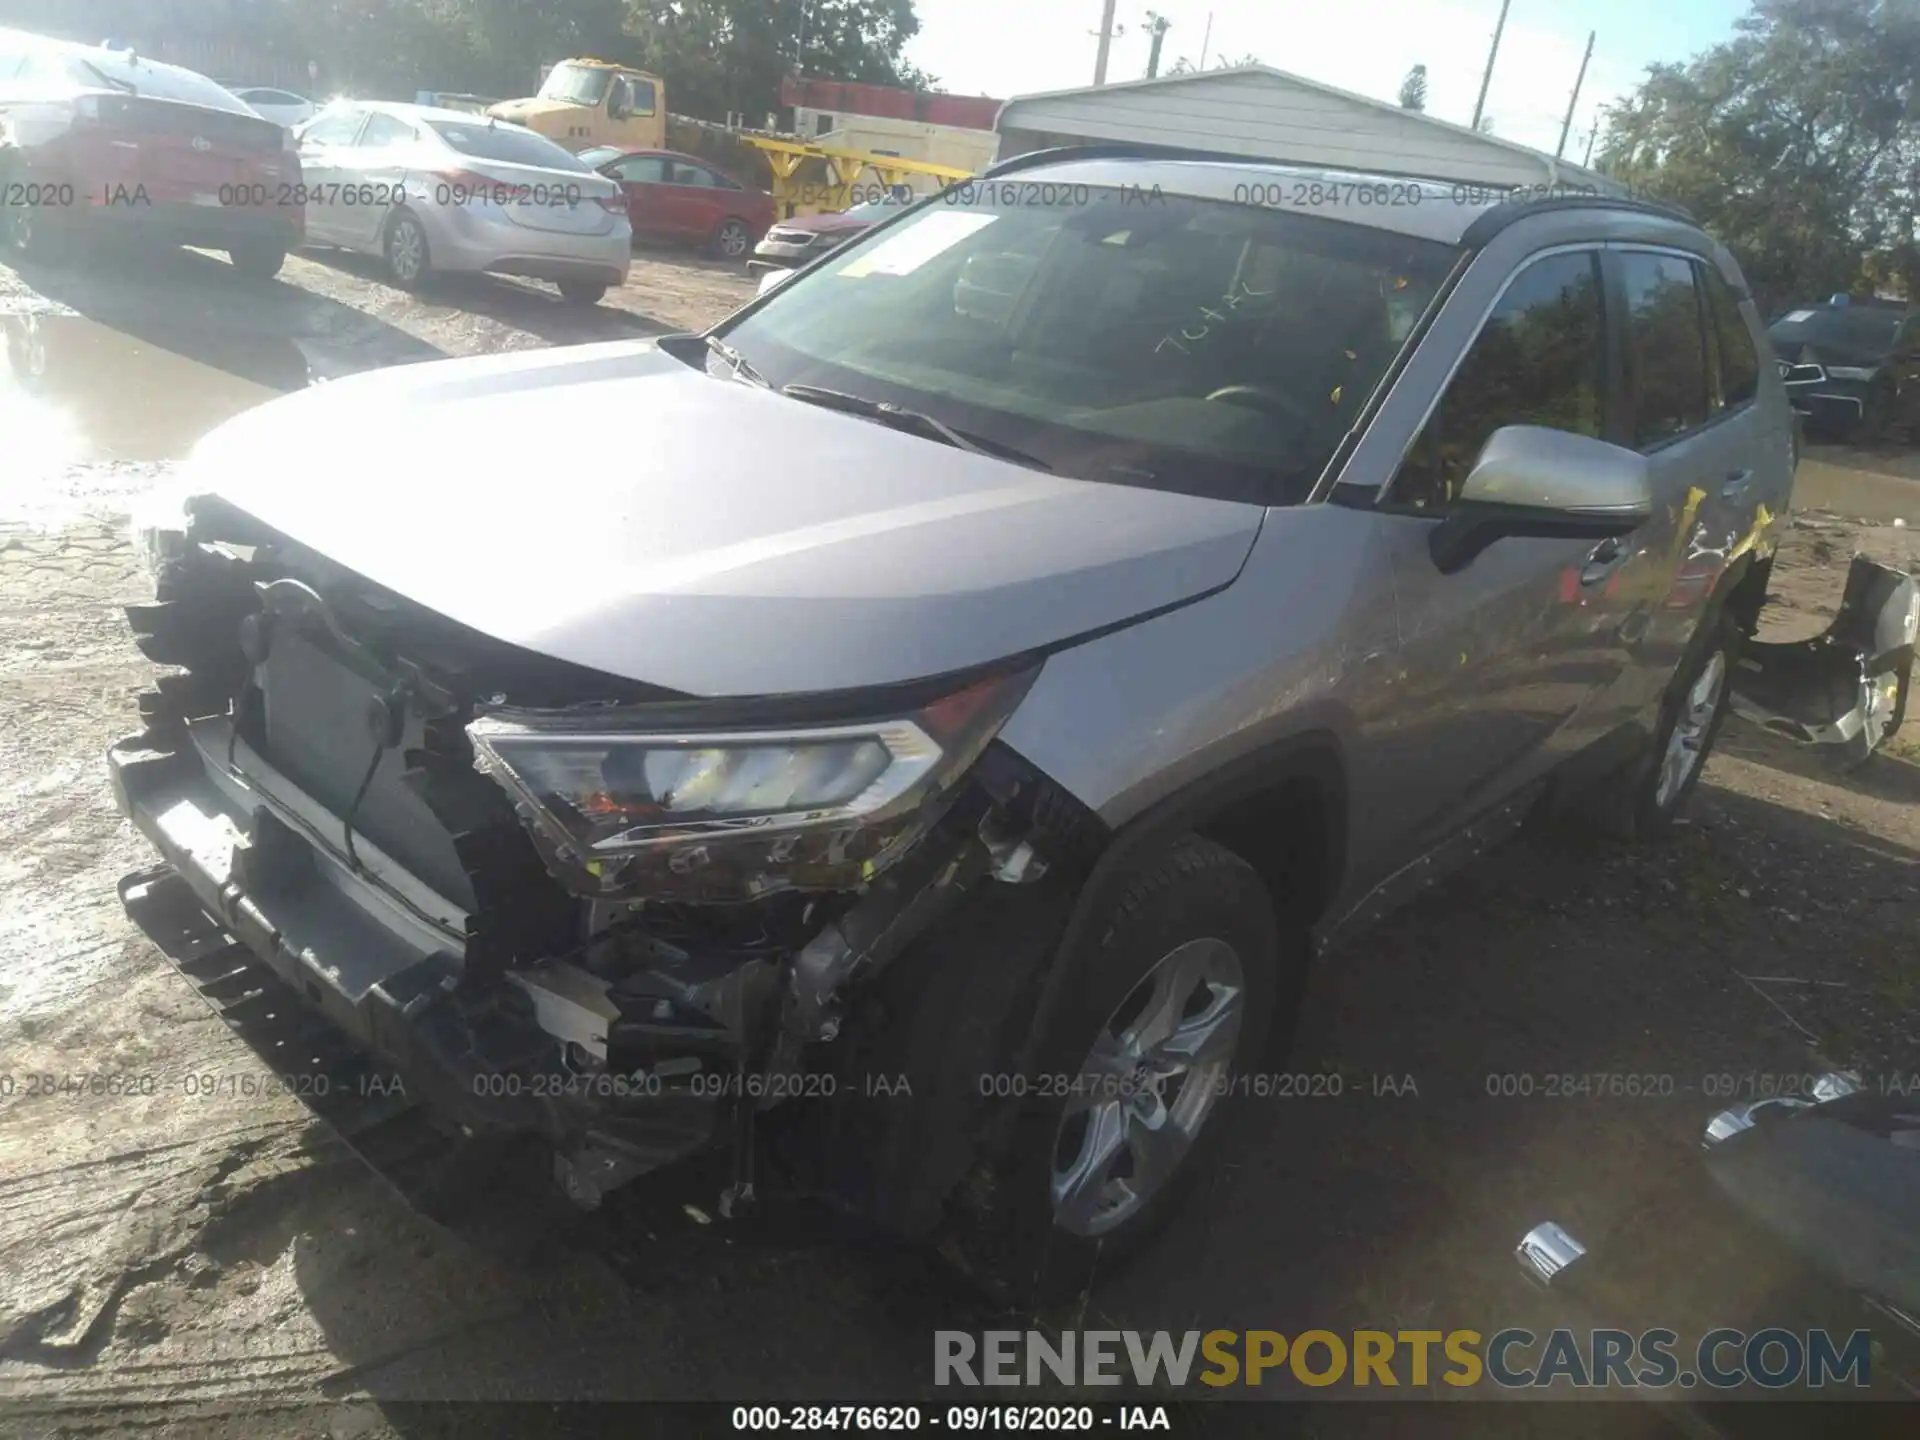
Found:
905,0 -> 1753,161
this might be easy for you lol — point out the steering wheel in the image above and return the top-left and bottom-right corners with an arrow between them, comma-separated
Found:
1203,383 -> 1319,428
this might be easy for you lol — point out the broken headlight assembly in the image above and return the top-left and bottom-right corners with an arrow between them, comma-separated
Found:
467,666 -> 1040,901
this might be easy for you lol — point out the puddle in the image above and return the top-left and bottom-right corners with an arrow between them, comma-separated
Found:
0,312 -> 283,528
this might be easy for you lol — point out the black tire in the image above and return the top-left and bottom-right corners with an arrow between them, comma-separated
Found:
711,217 -> 753,260
931,835 -> 1292,1307
1,178 -> 68,263
1587,613 -> 1740,841
382,209 -> 430,290
1851,383 -> 1894,444
557,280 -> 608,306
226,241 -> 287,280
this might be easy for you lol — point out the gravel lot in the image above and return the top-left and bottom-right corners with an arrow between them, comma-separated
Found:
0,238 -> 1915,1438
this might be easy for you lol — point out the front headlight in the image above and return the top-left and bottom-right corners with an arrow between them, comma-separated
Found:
468,666 -> 1039,900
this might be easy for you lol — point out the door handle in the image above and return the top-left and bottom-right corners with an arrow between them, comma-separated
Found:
1721,468 -> 1753,501
1579,536 -> 1628,586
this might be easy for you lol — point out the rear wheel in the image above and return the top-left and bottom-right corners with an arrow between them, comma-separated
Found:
382,209 -> 430,290
1583,613 -> 1739,841
557,280 -> 608,306
711,218 -> 753,260
227,241 -> 287,280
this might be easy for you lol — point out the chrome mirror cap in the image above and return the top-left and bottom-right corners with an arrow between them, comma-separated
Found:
1515,1221 -> 1587,1288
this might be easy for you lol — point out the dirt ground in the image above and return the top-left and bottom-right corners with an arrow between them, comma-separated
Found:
1,239 -> 1916,1438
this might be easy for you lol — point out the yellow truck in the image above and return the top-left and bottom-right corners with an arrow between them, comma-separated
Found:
487,59 -> 665,152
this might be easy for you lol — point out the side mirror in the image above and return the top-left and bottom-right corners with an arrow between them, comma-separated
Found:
756,267 -> 796,297
1429,425 -> 1652,574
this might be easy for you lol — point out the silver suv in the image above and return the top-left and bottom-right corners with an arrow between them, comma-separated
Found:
112,148 -> 1802,1300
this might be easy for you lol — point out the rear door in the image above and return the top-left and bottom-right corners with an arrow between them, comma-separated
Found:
294,107 -> 367,242
1606,248 -> 1739,699
1372,247 -> 1641,858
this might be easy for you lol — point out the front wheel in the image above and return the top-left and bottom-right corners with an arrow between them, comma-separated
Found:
943,835 -> 1294,1304
556,280 -> 608,306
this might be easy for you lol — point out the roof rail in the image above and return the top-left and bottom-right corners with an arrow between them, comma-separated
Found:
982,142 -> 1286,177
1458,192 -> 1696,247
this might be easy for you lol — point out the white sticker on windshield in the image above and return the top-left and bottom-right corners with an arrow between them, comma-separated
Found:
1782,309 -> 1816,322
836,211 -> 999,278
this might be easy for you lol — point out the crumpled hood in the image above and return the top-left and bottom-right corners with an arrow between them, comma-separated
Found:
183,341 -> 1265,697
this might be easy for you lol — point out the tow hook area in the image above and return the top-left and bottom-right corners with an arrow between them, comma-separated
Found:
1730,554 -> 1918,765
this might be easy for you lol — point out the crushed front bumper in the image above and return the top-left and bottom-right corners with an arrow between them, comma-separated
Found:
108,715 -> 722,1180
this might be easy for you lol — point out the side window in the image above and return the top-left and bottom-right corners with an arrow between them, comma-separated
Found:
301,109 -> 365,145
1387,250 -> 1605,513
626,78 -> 657,114
355,113 -> 416,148
1621,251 -> 1711,447
672,163 -> 718,188
610,155 -> 667,184
1699,263 -> 1759,410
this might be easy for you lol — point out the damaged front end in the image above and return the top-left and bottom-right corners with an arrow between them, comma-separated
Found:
109,494 -> 1087,1215
1730,554 -> 1919,766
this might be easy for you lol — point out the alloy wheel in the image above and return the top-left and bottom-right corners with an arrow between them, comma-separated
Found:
717,220 -> 750,258
1655,651 -> 1728,808
1049,936 -> 1245,1238
388,217 -> 426,283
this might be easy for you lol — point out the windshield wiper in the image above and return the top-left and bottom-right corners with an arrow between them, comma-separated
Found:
79,59 -> 137,94
779,384 -> 1052,471
705,334 -> 770,388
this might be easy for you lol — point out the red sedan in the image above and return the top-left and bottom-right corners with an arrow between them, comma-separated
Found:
577,146 -> 774,259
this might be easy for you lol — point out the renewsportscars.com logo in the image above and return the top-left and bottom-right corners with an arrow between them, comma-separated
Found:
935,1328 -> 1874,1390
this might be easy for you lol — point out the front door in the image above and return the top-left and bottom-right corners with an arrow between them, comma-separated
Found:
1371,248 -> 1640,860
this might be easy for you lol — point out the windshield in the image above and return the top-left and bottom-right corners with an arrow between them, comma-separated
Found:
719,189 -> 1456,503
538,63 -> 612,107
1769,306 -> 1904,357
426,120 -> 590,171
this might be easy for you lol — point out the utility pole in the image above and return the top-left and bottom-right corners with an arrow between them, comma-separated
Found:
1582,124 -> 1598,167
1145,11 -> 1172,79
1198,12 -> 1213,69
1470,0 -> 1511,133
1556,30 -> 1595,159
1093,0 -> 1119,85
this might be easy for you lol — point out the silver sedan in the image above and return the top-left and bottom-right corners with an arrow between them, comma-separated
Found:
291,101 -> 631,305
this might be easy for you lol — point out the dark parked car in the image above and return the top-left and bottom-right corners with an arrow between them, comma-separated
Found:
577,145 -> 774,259
1767,297 -> 1916,441
1515,1073 -> 1920,1425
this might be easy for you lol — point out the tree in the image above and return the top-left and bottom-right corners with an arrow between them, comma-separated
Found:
1599,0 -> 1920,312
1399,62 -> 1428,111
627,0 -> 929,121
1475,113 -> 1495,134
